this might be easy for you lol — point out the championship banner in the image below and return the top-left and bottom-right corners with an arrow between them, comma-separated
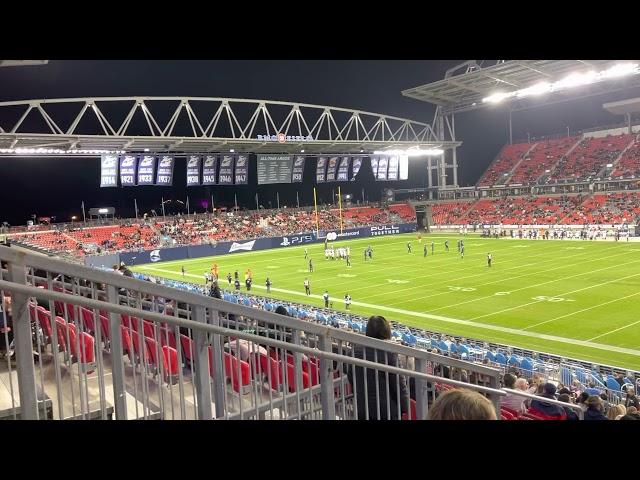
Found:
370,156 -> 379,179
218,155 -> 234,185
186,155 -> 202,186
377,155 -> 389,181
387,155 -> 399,181
336,156 -> 350,181
202,155 -> 218,185
292,155 -> 305,183
119,154 -> 137,187
316,156 -> 327,183
100,153 -> 118,187
399,155 -> 409,180
234,154 -> 249,185
155,155 -> 175,186
137,155 -> 156,185
351,157 -> 362,181
326,156 -> 339,182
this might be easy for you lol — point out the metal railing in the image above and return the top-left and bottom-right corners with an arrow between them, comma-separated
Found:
0,245 -> 506,420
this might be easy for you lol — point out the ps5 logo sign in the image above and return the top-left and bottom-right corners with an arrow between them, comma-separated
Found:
150,250 -> 162,262
280,234 -> 313,247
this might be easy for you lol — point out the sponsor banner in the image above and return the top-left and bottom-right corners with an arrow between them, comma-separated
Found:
325,156 -> 339,182
377,155 -> 388,181
387,155 -> 399,180
100,153 -> 119,187
218,155 -> 234,185
370,156 -> 379,179
156,155 -> 175,186
119,154 -> 137,186
318,223 -> 416,241
84,253 -> 121,269
336,156 -> 350,181
292,155 -> 305,183
399,155 -> 409,180
119,246 -> 189,266
90,225 -> 414,266
351,157 -> 362,181
137,155 -> 156,185
316,156 -> 327,183
202,155 -> 218,185
186,155 -> 201,186
234,154 -> 249,185
279,233 -> 315,247
257,154 -> 293,184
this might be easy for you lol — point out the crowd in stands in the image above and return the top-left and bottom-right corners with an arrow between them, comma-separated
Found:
430,192 -> 640,226
478,131 -> 640,186
10,204 -> 415,257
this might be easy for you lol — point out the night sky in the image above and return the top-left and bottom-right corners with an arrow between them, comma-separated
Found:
1,60 -> 639,226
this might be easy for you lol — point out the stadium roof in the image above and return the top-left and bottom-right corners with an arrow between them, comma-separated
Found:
0,97 -> 460,156
402,60 -> 640,114
603,97 -> 640,115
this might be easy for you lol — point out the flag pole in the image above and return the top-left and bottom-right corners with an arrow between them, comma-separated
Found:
313,187 -> 319,237
211,195 -> 214,214
338,186 -> 343,234
234,193 -> 238,211
134,199 -> 139,221
296,191 -> 300,209
161,197 -> 166,220
277,192 -> 280,210
187,196 -> 190,215
81,201 -> 86,226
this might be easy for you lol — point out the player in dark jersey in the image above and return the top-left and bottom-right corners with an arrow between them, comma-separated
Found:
304,278 -> 311,295
227,273 -> 232,286
445,240 -> 449,252
487,253 -> 492,267
181,266 -> 185,278
407,242 -> 412,253
423,244 -> 427,257
431,241 -> 435,254
309,258 -> 313,272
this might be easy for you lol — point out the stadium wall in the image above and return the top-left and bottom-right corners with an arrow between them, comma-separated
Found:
86,223 -> 417,267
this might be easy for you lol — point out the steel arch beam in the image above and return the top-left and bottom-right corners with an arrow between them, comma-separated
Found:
0,97 -> 458,155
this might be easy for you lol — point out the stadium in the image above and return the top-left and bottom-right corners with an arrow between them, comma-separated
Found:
1,59 -> 640,420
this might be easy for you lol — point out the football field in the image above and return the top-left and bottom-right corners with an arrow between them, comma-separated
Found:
132,234 -> 640,371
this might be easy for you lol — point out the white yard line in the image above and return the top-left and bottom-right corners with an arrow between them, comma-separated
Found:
522,291 -> 640,330
138,264 -> 640,359
587,319 -> 640,342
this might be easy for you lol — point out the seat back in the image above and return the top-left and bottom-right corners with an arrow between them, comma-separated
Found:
55,316 -> 68,351
36,306 -> 53,338
79,307 -> 96,332
180,334 -> 194,364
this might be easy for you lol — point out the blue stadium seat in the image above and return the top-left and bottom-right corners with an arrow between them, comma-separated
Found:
243,298 -> 251,306
560,367 -> 573,386
495,352 -> 507,365
457,345 -> 469,356
606,377 -> 621,392
449,343 -> 458,354
484,351 -> 496,362
264,303 -> 273,311
591,371 -> 604,384
508,355 -> 521,367
575,368 -> 588,385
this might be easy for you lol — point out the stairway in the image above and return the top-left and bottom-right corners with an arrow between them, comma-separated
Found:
503,142 -> 538,184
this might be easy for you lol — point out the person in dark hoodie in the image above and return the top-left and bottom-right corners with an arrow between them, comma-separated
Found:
528,383 -> 567,420
583,395 -> 608,421
557,393 -> 580,420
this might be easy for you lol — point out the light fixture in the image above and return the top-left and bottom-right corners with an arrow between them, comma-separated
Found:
483,62 -> 640,104
0,148 -> 125,155
230,149 -> 235,153
144,148 -> 150,152
98,208 -> 109,214
300,149 -> 305,153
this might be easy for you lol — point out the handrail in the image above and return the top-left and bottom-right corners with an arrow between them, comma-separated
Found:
0,278 -> 506,398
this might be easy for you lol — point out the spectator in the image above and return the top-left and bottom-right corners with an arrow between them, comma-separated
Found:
607,403 -> 626,420
529,383 -> 567,420
427,389 -> 497,420
583,396 -> 608,421
500,373 -> 526,415
557,393 -> 580,420
347,315 -> 409,420
624,386 -> 640,409
619,412 -> 640,420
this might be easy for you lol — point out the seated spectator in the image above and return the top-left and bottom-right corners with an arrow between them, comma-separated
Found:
347,315 -> 409,420
619,412 -> 640,420
606,403 -> 626,420
500,373 -> 526,415
624,386 -> 640,409
557,393 -> 580,420
583,396 -> 608,421
529,383 -> 567,420
427,389 -> 497,420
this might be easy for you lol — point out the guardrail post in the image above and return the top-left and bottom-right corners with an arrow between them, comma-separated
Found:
7,257 -> 38,419
487,371 -> 501,417
318,332 -> 336,420
107,285 -> 127,420
414,358 -> 428,420
192,305 -> 213,419
208,308 -> 225,418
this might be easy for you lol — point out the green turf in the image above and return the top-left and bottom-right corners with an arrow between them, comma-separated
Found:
132,233 -> 640,371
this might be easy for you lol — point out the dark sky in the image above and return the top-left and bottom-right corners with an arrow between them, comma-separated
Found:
1,60 -> 639,225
